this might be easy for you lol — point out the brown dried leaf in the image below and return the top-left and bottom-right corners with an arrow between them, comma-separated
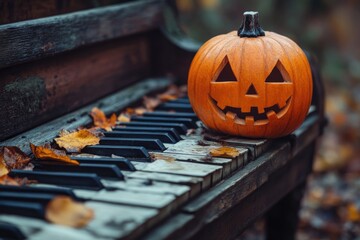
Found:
186,129 -> 196,136
143,96 -> 161,111
347,203 -> 360,222
30,143 -> 79,165
46,196 -> 94,228
150,153 -> 176,163
0,160 -> 9,177
117,113 -> 131,123
158,94 -> 177,101
55,129 -> 100,152
0,146 -> 31,170
90,107 -> 116,131
197,140 -> 210,146
210,146 -> 239,158
0,175 -> 34,186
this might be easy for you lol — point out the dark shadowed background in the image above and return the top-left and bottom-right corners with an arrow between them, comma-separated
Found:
174,0 -> 360,239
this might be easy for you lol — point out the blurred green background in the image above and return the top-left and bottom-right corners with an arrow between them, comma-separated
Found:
174,0 -> 360,239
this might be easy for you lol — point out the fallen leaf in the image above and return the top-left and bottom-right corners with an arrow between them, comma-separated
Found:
45,196 -> 94,228
197,140 -> 210,146
347,203 -> 360,222
0,160 -> 9,177
0,175 -> 19,186
186,129 -> 196,136
55,129 -> 100,152
0,146 -> 31,170
150,153 -> 176,162
143,96 -> 161,111
117,113 -> 131,123
125,107 -> 147,115
30,143 -> 79,165
210,146 -> 240,158
0,175 -> 34,186
158,94 -> 177,101
90,107 -> 116,131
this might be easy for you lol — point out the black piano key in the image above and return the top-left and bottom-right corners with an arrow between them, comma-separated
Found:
100,137 -> 166,151
156,103 -> 194,113
168,98 -> 190,104
34,163 -> 124,180
130,116 -> 197,129
0,192 -> 55,205
143,111 -> 198,121
9,170 -> 104,190
0,200 -> 45,219
112,126 -> 181,141
119,122 -> 188,134
83,145 -> 150,158
105,131 -> 176,144
0,222 -> 26,240
71,156 -> 136,171
0,185 -> 79,200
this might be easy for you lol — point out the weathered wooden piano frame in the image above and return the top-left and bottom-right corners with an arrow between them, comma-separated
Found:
0,1 -> 326,239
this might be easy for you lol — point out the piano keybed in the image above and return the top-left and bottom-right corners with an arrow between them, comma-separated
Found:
0,79 -> 320,240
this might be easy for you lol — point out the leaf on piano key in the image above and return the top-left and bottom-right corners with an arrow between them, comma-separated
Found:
117,113 -> 131,123
150,152 -> 176,163
0,175 -> 19,186
210,146 -> 240,158
158,94 -> 177,101
0,146 -> 32,170
125,107 -> 147,115
90,107 -> 117,131
30,143 -> 79,165
143,96 -> 161,111
55,129 -> 100,152
0,159 -> 9,177
45,196 -> 94,228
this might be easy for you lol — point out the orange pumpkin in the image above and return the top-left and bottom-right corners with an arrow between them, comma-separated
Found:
188,11 -> 313,138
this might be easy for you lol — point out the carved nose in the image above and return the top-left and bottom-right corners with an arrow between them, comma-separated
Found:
246,84 -> 258,95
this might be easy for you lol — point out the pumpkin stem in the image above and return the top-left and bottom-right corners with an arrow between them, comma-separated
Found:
238,11 -> 265,38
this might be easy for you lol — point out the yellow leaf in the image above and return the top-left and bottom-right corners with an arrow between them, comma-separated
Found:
55,129 -> 100,152
117,114 -> 131,123
0,160 -> 9,177
347,203 -> 360,222
46,196 -> 94,228
210,146 -> 240,158
30,143 -> 79,165
90,107 -> 116,131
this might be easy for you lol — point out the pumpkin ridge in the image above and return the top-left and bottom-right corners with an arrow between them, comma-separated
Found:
266,34 -> 312,136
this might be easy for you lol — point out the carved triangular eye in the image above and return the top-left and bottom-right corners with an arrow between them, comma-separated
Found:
265,61 -> 290,83
215,58 -> 237,82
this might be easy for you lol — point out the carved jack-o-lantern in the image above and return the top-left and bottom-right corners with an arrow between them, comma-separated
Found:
188,12 -> 313,138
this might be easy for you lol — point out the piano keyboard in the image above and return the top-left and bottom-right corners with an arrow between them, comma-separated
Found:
0,95 -> 290,240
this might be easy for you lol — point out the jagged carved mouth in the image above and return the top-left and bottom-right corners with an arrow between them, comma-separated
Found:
210,96 -> 292,125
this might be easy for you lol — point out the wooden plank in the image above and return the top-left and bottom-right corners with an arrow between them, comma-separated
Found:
1,78 -> 171,152
0,34 -> 154,142
132,160 -> 222,190
0,0 -> 163,69
164,139 -> 248,169
289,115 -> 320,157
182,142 -> 291,215
178,143 -> 315,240
150,152 -> 234,178
0,0 -> 127,25
125,171 -> 202,198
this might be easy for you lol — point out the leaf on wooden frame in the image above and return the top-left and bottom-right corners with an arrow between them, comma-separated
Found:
90,107 -> 116,131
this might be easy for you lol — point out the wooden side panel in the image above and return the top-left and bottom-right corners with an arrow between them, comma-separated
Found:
0,0 -> 163,69
0,0 -> 129,24
0,34 -> 151,141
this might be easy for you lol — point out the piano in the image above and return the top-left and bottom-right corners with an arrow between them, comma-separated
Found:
0,1 -> 326,239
